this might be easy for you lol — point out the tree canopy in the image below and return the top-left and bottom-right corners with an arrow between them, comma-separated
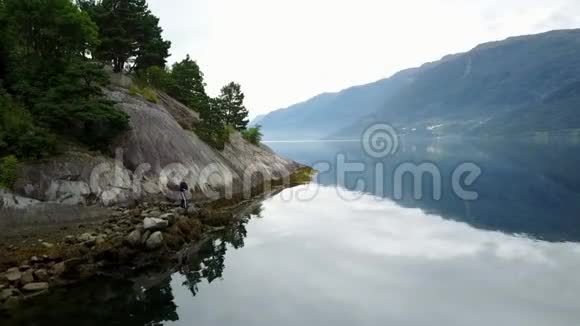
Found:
138,59 -> 253,149
167,55 -> 208,111
216,82 -> 249,131
0,0 -> 255,165
0,0 -> 129,159
79,0 -> 171,73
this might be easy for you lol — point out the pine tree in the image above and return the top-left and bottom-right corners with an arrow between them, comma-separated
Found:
80,0 -> 170,73
5,0 -> 99,67
169,55 -> 209,111
133,14 -> 171,71
34,58 -> 129,148
217,82 -> 249,131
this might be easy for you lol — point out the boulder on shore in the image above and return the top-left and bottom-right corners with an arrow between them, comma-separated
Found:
124,229 -> 142,248
20,270 -> 34,284
77,233 -> 97,245
34,269 -> 49,282
143,218 -> 168,231
145,232 -> 164,250
4,268 -> 21,282
0,288 -> 18,301
22,282 -> 49,292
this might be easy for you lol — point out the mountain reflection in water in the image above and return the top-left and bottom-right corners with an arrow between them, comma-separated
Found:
4,139 -> 580,326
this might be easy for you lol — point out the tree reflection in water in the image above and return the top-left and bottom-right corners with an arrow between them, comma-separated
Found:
180,205 -> 255,296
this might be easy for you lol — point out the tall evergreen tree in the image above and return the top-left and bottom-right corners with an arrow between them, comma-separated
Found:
217,82 -> 249,131
133,13 -> 171,71
80,0 -> 170,73
169,55 -> 208,111
7,0 -> 99,58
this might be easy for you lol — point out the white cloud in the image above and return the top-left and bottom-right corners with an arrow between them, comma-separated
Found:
148,0 -> 580,118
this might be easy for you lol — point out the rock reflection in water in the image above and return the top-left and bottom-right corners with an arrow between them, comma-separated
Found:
1,205 -> 259,326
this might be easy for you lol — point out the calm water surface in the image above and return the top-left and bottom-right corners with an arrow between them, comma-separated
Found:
6,139 -> 580,326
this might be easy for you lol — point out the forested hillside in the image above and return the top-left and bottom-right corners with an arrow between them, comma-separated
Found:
0,0 -> 259,188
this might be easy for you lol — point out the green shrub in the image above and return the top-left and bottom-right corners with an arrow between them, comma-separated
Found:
290,166 -> 317,185
14,128 -> 57,159
33,63 -> 130,151
224,124 -> 235,139
241,126 -> 263,145
129,84 -> 158,103
141,87 -> 158,103
194,124 -> 236,150
0,89 -> 57,159
129,84 -> 140,96
0,155 -> 19,189
137,66 -> 174,91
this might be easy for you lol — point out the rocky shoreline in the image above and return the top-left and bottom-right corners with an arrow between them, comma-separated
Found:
0,167 -> 313,311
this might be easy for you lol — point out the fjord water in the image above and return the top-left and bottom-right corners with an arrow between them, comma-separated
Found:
8,139 -> 580,325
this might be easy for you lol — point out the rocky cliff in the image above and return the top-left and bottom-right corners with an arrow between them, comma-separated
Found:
0,78 -> 300,227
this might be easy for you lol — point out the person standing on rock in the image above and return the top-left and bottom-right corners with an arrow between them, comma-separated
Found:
180,181 -> 189,209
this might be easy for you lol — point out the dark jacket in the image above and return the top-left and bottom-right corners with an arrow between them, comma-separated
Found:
179,182 -> 189,192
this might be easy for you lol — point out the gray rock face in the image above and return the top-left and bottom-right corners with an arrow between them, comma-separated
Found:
2,83 -> 300,227
14,152 -> 129,206
145,231 -> 164,250
0,190 -> 41,210
143,218 -> 168,231
156,91 -> 199,130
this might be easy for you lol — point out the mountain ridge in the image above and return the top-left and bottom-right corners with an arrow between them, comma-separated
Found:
259,28 -> 580,140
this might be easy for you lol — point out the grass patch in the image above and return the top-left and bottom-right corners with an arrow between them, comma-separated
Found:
129,85 -> 158,103
194,124 -> 236,150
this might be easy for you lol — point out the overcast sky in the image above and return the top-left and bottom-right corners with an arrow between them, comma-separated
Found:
148,0 -> 580,118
